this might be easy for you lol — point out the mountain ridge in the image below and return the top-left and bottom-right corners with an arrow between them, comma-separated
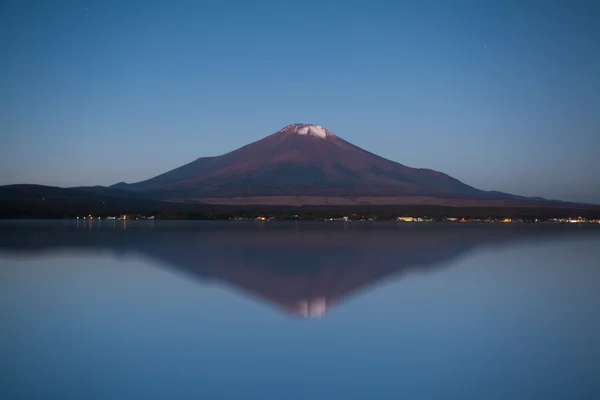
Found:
3,124 -> 596,208
111,124 -> 543,204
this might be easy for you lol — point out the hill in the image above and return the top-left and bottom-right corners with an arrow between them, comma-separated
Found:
112,124 -> 573,206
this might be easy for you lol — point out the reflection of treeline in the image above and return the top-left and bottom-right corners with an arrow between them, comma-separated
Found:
2,197 -> 599,220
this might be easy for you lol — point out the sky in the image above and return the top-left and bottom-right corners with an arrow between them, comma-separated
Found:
1,0 -> 599,203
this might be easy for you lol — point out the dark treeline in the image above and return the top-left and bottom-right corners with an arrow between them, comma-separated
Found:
2,198 -> 599,220
2,184 -> 599,220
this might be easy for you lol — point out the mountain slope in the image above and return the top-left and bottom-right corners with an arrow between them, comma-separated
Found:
115,124 -> 521,201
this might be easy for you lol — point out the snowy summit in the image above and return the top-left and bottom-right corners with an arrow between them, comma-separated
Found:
282,124 -> 334,139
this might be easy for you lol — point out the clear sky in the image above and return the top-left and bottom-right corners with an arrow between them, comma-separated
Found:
1,0 -> 599,203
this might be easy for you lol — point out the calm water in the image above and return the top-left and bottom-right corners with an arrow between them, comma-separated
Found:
1,220 -> 599,399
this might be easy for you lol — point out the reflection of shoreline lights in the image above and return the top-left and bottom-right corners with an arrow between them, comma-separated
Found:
296,298 -> 327,318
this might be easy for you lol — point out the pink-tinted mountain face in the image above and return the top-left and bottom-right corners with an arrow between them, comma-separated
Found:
113,124 -> 523,201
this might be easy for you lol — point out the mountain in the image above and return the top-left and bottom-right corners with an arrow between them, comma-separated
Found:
113,124 -> 544,206
1,222 -> 596,318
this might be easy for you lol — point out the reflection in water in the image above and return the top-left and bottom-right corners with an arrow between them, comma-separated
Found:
1,221 -> 598,318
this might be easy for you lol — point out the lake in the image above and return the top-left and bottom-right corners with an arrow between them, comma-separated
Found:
1,220 -> 599,399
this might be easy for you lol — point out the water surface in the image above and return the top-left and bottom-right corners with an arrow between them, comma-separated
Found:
1,221 -> 599,399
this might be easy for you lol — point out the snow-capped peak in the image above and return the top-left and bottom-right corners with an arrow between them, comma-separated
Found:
297,124 -> 328,138
280,124 -> 335,139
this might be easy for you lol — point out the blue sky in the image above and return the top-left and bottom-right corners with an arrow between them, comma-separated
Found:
1,0 -> 599,203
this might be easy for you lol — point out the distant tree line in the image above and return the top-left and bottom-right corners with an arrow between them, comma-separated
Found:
2,197 -> 599,220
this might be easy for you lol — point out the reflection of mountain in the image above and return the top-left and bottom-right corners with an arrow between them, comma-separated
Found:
1,222 -> 597,318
